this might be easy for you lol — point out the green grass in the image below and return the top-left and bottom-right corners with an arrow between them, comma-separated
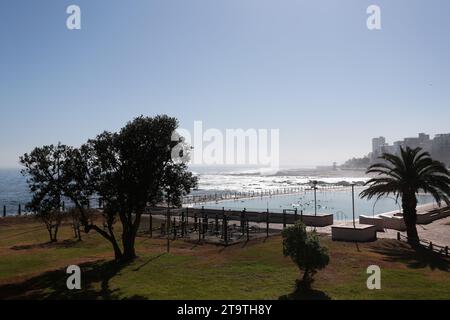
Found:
108,251 -> 297,300
0,216 -> 449,300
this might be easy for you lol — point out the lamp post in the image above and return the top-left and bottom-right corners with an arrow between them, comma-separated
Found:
351,183 -> 356,228
311,180 -> 318,217
167,206 -> 171,253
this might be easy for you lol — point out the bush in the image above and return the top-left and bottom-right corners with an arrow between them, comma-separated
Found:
282,222 -> 329,290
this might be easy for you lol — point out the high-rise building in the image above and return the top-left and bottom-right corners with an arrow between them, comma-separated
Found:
370,133 -> 450,167
371,137 -> 386,161
432,134 -> 450,165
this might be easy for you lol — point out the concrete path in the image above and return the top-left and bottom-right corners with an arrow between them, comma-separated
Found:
378,216 -> 450,247
316,216 -> 450,247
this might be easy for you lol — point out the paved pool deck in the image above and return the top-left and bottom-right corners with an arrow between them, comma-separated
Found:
316,216 -> 450,247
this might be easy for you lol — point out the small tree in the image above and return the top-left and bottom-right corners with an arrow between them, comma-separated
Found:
68,208 -> 83,241
282,222 -> 329,290
21,144 -> 67,243
35,203 -> 63,243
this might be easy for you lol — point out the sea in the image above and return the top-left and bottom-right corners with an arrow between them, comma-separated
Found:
0,167 -> 435,219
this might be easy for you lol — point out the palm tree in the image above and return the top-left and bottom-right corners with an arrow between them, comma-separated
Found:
360,146 -> 450,245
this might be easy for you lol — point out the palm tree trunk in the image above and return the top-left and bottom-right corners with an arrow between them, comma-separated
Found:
402,193 -> 419,246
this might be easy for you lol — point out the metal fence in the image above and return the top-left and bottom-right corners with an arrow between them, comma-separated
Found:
137,205 -> 328,246
1,184 -> 355,217
182,184 -> 354,205
1,198 -> 104,217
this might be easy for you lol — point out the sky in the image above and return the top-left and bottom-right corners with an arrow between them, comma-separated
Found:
1,0 -> 450,168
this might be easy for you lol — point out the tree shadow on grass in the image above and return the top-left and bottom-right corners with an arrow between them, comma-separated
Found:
370,239 -> 450,271
279,283 -> 331,300
0,259 -> 146,300
132,253 -> 166,272
279,279 -> 331,300
10,239 -> 81,251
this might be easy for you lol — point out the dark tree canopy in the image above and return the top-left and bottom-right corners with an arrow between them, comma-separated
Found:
163,162 -> 198,208
21,115 -> 198,261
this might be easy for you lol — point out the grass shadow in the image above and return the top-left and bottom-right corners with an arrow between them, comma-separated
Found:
132,253 -> 166,272
279,281 -> 331,300
370,239 -> 450,271
0,259 -> 143,300
10,239 -> 81,251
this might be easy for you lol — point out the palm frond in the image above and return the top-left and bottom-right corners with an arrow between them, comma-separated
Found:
362,146 -> 450,205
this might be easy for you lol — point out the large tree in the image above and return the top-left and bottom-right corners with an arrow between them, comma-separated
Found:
22,115 -> 197,262
360,146 -> 450,245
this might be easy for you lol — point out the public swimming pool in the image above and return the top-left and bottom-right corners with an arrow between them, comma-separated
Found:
193,187 -> 435,221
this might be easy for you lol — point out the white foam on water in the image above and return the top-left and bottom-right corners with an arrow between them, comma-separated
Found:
196,173 -> 370,192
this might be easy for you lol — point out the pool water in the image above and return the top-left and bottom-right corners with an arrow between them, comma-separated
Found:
193,187 -> 435,221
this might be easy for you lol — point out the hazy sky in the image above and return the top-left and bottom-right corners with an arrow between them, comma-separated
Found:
1,0 -> 450,168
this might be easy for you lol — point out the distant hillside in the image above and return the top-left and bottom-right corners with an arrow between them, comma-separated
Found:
340,156 -> 370,170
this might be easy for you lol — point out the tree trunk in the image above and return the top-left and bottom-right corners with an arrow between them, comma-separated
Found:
73,223 -> 78,238
302,269 -> 309,282
47,227 -> 54,243
121,210 -> 144,262
121,231 -> 136,262
82,221 -> 124,261
402,193 -> 419,246
111,240 -> 123,261
53,224 -> 59,242
300,268 -> 312,290
76,224 -> 82,241
121,218 -> 137,262
105,224 -> 123,261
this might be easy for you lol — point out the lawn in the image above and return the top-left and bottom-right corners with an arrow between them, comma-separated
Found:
0,216 -> 449,300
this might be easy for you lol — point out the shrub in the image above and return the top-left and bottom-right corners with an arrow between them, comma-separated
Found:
282,222 -> 329,290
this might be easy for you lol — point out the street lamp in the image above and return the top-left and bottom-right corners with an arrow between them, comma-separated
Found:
351,183 -> 356,228
310,180 -> 318,217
